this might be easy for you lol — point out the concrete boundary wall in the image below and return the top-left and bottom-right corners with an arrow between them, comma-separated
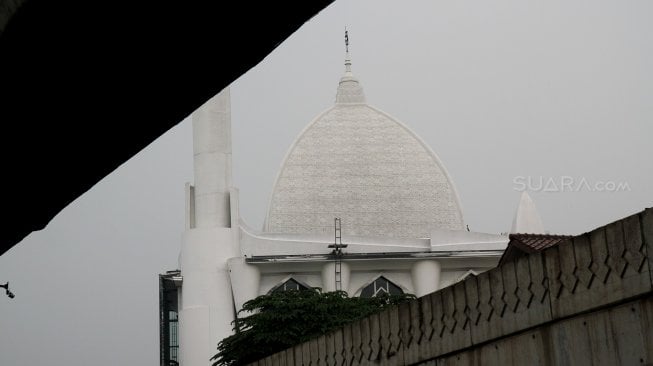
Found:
249,208 -> 653,365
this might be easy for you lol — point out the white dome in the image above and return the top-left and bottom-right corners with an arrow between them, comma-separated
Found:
264,56 -> 464,239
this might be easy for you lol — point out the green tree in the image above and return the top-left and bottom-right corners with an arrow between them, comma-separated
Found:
211,289 -> 414,366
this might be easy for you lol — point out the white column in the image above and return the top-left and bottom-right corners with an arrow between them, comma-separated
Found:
411,260 -> 441,297
321,262 -> 351,294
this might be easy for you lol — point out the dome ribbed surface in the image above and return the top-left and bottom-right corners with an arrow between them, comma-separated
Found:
264,103 -> 464,239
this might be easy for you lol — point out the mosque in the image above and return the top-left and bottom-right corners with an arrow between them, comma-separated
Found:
159,34 -> 545,366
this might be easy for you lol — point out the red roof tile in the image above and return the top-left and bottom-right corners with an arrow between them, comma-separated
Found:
509,233 -> 573,252
499,233 -> 573,265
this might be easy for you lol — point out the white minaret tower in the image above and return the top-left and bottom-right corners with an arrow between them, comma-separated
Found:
192,88 -> 232,228
179,88 -> 240,366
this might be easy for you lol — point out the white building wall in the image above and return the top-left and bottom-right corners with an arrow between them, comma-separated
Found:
247,251 -> 504,300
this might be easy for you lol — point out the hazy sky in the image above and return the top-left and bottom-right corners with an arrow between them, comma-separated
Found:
2,0 -> 652,364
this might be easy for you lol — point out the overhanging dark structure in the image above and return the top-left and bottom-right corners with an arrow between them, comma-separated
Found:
0,0 -> 334,256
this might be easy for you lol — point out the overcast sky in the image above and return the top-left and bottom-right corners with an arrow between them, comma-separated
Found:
2,0 -> 652,364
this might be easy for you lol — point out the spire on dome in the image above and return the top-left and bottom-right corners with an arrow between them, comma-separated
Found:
344,28 -> 352,75
336,28 -> 366,104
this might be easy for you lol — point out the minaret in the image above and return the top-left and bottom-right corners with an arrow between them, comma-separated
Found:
192,89 -> 232,228
179,88 -> 240,366
511,191 -> 545,233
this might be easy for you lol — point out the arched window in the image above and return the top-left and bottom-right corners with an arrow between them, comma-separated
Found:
360,276 -> 404,298
270,278 -> 310,293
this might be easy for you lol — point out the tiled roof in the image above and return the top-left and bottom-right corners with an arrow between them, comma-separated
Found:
509,233 -> 573,252
499,233 -> 573,265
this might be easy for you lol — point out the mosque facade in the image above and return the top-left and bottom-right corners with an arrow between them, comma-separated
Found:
159,39 -> 543,366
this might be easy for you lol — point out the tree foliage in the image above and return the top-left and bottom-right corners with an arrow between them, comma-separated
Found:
211,289 -> 415,366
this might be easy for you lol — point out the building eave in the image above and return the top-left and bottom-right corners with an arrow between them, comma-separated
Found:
245,250 -> 504,264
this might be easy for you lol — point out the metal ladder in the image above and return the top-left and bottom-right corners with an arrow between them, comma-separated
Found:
328,218 -> 347,292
